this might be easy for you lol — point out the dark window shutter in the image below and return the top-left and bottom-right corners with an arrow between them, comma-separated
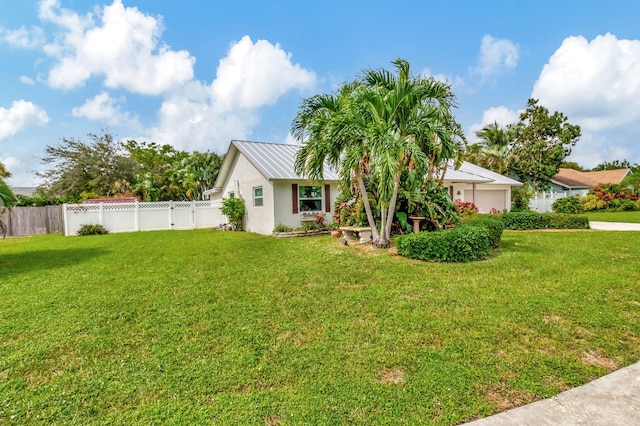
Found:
292,184 -> 298,213
324,184 -> 331,213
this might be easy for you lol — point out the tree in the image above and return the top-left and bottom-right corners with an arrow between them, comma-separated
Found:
38,132 -> 137,202
293,59 -> 465,248
125,141 -> 223,201
592,159 -> 633,171
466,121 -> 514,175
560,161 -> 585,171
0,163 -> 17,207
509,99 -> 581,191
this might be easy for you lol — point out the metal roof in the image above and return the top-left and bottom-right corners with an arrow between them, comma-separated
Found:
233,140 -> 340,181
455,161 -> 522,185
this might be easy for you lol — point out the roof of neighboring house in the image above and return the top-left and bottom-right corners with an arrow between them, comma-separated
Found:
205,140 -> 340,195
552,168 -> 631,189
9,186 -> 38,197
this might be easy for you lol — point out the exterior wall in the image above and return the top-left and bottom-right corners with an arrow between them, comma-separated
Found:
216,153 -> 275,235
549,182 -> 589,197
273,180 -> 339,230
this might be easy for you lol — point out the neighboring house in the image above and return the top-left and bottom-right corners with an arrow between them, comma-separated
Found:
10,186 -> 37,197
550,168 -> 632,196
205,140 -> 522,235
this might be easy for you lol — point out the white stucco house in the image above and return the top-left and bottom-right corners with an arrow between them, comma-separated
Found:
205,140 -> 521,235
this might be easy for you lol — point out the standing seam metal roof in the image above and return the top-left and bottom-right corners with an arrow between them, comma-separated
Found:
232,140 -> 340,181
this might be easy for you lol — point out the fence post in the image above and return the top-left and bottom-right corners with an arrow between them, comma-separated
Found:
63,204 -> 68,236
169,200 -> 174,229
191,200 -> 196,229
135,201 -> 140,232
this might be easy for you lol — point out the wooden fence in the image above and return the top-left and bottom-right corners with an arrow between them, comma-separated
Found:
3,205 -> 64,237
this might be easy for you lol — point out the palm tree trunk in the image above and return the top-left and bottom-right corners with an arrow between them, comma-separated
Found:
355,169 -> 380,242
377,167 -> 402,248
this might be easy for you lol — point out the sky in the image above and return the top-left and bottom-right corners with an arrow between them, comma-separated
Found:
1,0 -> 640,186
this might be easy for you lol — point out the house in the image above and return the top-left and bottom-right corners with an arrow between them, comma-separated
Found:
550,168 -> 632,196
205,140 -> 521,235
204,140 -> 340,235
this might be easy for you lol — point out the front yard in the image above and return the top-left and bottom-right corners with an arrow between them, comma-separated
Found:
1,229 -> 639,425
584,210 -> 640,223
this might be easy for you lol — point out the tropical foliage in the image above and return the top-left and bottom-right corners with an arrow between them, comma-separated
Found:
37,132 -> 223,203
293,59 -> 465,247
465,99 -> 581,192
0,161 -> 17,208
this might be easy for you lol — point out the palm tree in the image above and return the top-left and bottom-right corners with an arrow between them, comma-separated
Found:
466,121 -> 514,175
293,59 -> 465,248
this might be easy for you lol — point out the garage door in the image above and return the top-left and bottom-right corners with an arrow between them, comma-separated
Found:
464,190 -> 506,213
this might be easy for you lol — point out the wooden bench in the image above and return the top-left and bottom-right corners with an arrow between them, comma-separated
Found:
339,226 -> 372,243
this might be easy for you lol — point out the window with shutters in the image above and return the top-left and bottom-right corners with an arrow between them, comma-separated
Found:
299,185 -> 322,211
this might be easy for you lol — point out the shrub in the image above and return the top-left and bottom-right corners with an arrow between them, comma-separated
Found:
501,212 -> 589,230
455,200 -> 478,220
273,224 -> 293,233
552,196 -> 584,214
460,217 -> 504,248
501,212 -> 551,230
581,194 -> 607,211
548,214 -> 590,229
396,226 -> 492,262
77,224 -> 108,236
221,197 -> 245,231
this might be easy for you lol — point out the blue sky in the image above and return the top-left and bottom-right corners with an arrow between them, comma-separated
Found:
2,0 -> 640,186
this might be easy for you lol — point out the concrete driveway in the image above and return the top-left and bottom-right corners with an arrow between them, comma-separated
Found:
589,221 -> 640,231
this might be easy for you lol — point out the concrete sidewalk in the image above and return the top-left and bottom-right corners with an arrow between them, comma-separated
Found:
464,361 -> 640,425
589,221 -> 640,231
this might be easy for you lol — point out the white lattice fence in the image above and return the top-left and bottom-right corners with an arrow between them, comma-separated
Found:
63,200 -> 224,236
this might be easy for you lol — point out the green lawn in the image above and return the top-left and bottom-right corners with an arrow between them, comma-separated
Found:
1,230 -> 639,425
584,210 -> 640,223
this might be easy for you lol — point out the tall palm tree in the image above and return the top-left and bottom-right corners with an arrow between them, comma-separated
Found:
293,59 -> 465,248
466,121 -> 514,175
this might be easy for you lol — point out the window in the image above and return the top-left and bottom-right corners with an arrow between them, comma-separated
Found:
253,187 -> 263,207
299,185 -> 322,211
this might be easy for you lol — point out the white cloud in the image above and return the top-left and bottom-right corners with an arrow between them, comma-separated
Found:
146,36 -> 316,152
467,106 -> 521,143
40,0 -> 195,94
475,35 -> 519,81
532,33 -> 640,131
20,76 -> 36,85
0,25 -> 45,48
71,91 -> 140,128
211,36 -> 316,112
0,156 -> 21,171
0,100 -> 49,141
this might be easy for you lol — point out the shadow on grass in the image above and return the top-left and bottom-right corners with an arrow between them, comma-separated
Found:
0,248 -> 108,278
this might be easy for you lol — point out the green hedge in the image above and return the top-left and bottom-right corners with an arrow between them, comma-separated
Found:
501,212 -> 589,230
396,225 -> 493,262
459,217 -> 504,248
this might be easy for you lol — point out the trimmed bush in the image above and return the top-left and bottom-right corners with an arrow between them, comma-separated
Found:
77,224 -> 108,236
501,212 -> 551,230
460,217 -> 504,248
501,212 -> 589,230
396,226 -> 492,262
547,214 -> 590,229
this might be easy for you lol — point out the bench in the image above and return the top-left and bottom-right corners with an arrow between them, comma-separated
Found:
339,226 -> 372,243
